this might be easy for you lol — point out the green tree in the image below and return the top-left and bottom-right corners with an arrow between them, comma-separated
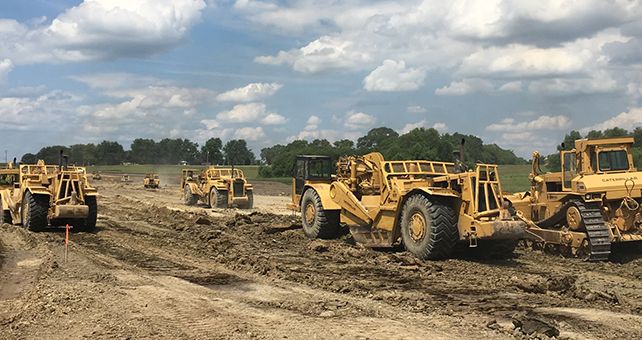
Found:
35,145 -> 71,164
223,139 -> 255,165
261,144 -> 285,165
95,141 -> 125,165
130,139 -> 158,164
69,144 -> 97,165
585,130 -> 603,139
632,127 -> 642,147
357,127 -> 399,151
20,153 -> 37,164
603,127 -> 628,138
561,130 -> 582,150
157,138 -> 200,164
201,137 -> 224,165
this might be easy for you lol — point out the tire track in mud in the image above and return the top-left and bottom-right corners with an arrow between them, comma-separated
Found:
32,183 -> 641,339
32,197 -> 473,339
98,191 -> 642,325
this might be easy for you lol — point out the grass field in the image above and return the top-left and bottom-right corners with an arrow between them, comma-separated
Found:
88,164 -> 260,179
497,164 -> 532,193
88,164 -> 533,191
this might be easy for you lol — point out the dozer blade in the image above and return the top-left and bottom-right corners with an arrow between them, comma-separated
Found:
349,225 -> 393,248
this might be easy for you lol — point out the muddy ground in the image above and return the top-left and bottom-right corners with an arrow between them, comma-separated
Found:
1,179 -> 641,339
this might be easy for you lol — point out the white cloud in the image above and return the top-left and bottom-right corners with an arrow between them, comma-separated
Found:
344,111 -> 376,130
435,78 -> 493,96
400,120 -> 427,134
201,119 -> 220,130
498,81 -> 522,93
0,90 -> 79,130
582,107 -> 642,132
363,60 -> 425,92
528,71 -> 618,95
249,1 -> 636,102
234,126 -> 266,141
255,35 -> 371,73
216,82 -> 283,102
261,112 -> 287,125
305,115 -> 321,130
216,102 -> 285,125
491,131 -> 559,158
216,102 -> 267,123
459,45 -> 588,78
0,59 -> 13,81
293,129 -> 361,142
487,115 -> 571,132
70,73 -> 161,89
0,0 -> 207,64
432,122 -> 448,132
407,105 -> 426,113
400,120 -> 448,134
76,83 -> 215,142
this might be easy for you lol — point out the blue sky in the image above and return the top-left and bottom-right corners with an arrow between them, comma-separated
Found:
1,0 -> 641,160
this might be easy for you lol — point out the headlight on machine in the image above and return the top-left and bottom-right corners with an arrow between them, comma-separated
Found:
584,192 -> 603,200
577,182 -> 586,192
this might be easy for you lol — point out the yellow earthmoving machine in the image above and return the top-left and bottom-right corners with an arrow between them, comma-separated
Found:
0,152 -> 98,231
509,137 -> 642,261
180,167 -> 253,209
0,161 -> 19,190
92,172 -> 102,180
143,173 -> 160,189
0,162 -> 20,223
290,153 -> 527,260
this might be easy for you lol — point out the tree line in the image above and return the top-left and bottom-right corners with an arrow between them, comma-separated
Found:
259,127 -> 526,177
20,138 -> 255,166
19,126 -> 526,173
545,127 -> 642,170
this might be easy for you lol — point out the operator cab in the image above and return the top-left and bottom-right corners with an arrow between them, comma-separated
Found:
292,155 -> 333,195
557,137 -> 636,191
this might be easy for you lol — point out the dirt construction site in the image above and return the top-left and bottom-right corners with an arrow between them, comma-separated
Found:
1,175 -> 641,340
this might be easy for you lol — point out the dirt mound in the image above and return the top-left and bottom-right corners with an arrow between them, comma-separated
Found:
1,183 -> 641,339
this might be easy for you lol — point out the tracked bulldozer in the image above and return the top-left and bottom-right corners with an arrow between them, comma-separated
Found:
509,137 -> 642,261
181,167 -> 253,209
289,152 -> 527,260
0,152 -> 98,231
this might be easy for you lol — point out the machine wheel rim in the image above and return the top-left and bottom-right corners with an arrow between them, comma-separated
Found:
304,202 -> 316,226
409,211 -> 426,241
566,206 -> 582,230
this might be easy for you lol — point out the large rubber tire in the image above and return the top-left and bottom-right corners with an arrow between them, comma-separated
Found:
184,185 -> 198,206
216,189 -> 228,208
400,194 -> 458,260
0,194 -> 11,224
209,188 -> 228,208
1,209 -> 11,224
244,191 -> 254,209
22,192 -> 49,232
76,196 -> 98,232
300,189 -> 340,239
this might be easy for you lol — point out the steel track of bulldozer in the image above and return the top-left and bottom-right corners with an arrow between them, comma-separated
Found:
536,200 -> 610,261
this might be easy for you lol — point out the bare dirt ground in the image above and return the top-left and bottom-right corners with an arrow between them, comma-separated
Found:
1,179 -> 641,339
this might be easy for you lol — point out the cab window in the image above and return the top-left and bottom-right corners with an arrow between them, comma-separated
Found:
296,160 -> 305,178
307,159 -> 332,179
563,152 -> 576,189
598,150 -> 629,171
